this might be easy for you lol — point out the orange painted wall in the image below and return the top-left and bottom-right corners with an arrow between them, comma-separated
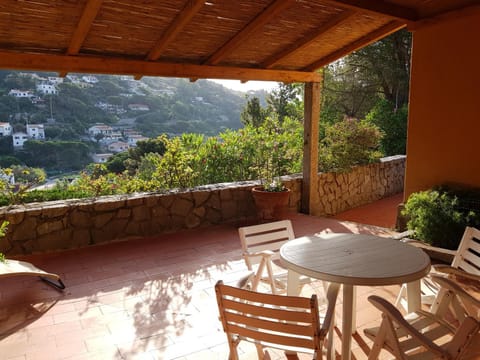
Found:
404,11 -> 480,199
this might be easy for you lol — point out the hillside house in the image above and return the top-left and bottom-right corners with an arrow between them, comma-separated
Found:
82,75 -> 98,84
26,124 -> 45,140
12,132 -> 28,148
36,83 -> 58,95
127,134 -> 149,147
0,122 -> 12,136
47,77 -> 63,85
88,124 -> 113,138
92,153 -> 113,163
8,89 -> 34,98
108,141 -> 129,153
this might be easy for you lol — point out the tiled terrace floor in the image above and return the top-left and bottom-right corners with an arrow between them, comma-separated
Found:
0,194 -> 474,359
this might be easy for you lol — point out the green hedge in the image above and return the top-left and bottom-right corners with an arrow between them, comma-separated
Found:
402,186 -> 480,249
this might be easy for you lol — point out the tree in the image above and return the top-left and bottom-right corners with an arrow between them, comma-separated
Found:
321,29 -> 412,123
266,83 -> 303,122
240,95 -> 267,127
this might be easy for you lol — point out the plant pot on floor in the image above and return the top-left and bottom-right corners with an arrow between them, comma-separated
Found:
251,186 -> 291,222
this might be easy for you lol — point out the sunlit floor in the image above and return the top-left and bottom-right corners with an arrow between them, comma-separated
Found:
0,194 -> 474,360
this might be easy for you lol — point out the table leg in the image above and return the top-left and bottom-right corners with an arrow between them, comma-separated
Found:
342,284 -> 354,360
287,269 -> 300,296
406,280 -> 421,313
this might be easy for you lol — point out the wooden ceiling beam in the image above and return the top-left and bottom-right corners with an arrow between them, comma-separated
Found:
304,21 -> 406,71
59,0 -> 103,77
205,0 -> 295,66
323,0 -> 417,22
67,0 -> 103,55
261,9 -> 356,69
147,0 -> 205,61
0,51 -> 321,83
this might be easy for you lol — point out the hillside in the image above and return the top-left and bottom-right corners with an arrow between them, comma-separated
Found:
0,71 -> 268,140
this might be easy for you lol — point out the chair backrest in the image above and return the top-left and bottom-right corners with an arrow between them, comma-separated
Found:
451,226 -> 480,275
368,294 -> 480,360
215,280 -> 339,359
238,220 -> 295,269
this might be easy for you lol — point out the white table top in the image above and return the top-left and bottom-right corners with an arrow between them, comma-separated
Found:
280,233 -> 431,286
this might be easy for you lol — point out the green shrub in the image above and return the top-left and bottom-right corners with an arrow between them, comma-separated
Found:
319,117 -> 383,172
402,187 -> 479,249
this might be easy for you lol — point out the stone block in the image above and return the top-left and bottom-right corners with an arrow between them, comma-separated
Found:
71,229 -> 92,248
193,191 -> 210,206
70,209 -> 92,227
37,229 -> 73,252
95,212 -> 114,228
132,206 -> 150,222
171,198 -> 193,217
11,216 -> 37,242
37,220 -> 64,236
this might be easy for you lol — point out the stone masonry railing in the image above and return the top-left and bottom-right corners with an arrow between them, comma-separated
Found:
0,155 -> 405,255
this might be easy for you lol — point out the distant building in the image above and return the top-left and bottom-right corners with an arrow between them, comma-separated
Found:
26,124 -> 45,139
0,122 -> 12,136
82,75 -> 98,84
127,134 -> 149,147
47,76 -> 63,85
108,141 -> 129,153
12,132 -> 29,147
128,104 -> 150,111
92,153 -> 113,163
36,83 -> 58,95
8,89 -> 34,98
88,124 -> 113,137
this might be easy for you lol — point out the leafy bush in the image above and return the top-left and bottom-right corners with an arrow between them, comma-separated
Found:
365,99 -> 408,156
0,220 -> 8,262
319,117 -> 383,172
402,187 -> 480,249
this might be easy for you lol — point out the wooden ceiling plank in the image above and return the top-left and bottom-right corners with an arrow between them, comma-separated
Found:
261,9 -> 356,69
0,51 -> 321,83
205,0 -> 296,66
147,0 -> 205,61
323,0 -> 417,22
67,0 -> 104,55
304,21 -> 406,71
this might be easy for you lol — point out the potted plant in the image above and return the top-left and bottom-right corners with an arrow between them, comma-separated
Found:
250,118 -> 292,222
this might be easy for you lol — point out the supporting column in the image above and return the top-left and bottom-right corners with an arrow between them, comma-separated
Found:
302,80 -> 321,214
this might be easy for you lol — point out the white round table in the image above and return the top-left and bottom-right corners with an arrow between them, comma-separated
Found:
280,233 -> 431,360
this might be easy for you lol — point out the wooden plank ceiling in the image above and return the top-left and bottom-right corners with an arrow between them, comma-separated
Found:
0,0 -> 477,83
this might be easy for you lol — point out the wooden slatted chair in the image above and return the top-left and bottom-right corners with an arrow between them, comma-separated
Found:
0,259 -> 65,290
395,226 -> 480,312
215,280 -> 340,360
238,220 -> 315,294
365,275 -> 480,360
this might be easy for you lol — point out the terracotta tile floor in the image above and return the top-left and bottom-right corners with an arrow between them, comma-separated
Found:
0,193 -> 467,360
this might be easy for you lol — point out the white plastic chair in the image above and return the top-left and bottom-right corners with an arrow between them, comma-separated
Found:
365,275 -> 480,360
238,220 -> 314,294
395,226 -> 480,312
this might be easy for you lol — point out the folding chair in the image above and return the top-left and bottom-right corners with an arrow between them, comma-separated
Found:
365,275 -> 480,359
395,226 -> 480,311
238,220 -> 315,294
215,280 -> 340,360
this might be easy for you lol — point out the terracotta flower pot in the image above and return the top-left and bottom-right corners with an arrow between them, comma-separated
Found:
251,186 -> 290,222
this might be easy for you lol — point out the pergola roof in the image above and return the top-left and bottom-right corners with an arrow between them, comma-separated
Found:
0,0 -> 476,83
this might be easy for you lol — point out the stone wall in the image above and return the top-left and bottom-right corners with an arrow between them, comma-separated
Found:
0,156 -> 405,255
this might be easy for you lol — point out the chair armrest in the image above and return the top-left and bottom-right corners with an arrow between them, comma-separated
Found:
400,239 -> 457,256
367,295 -> 449,358
430,274 -> 480,308
433,265 -> 480,282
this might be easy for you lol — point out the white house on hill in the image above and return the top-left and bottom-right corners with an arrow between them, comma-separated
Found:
12,132 -> 29,148
88,124 -> 113,138
0,122 -> 12,136
26,124 -> 45,139
8,89 -> 34,98
36,83 -> 58,95
92,153 -> 113,163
